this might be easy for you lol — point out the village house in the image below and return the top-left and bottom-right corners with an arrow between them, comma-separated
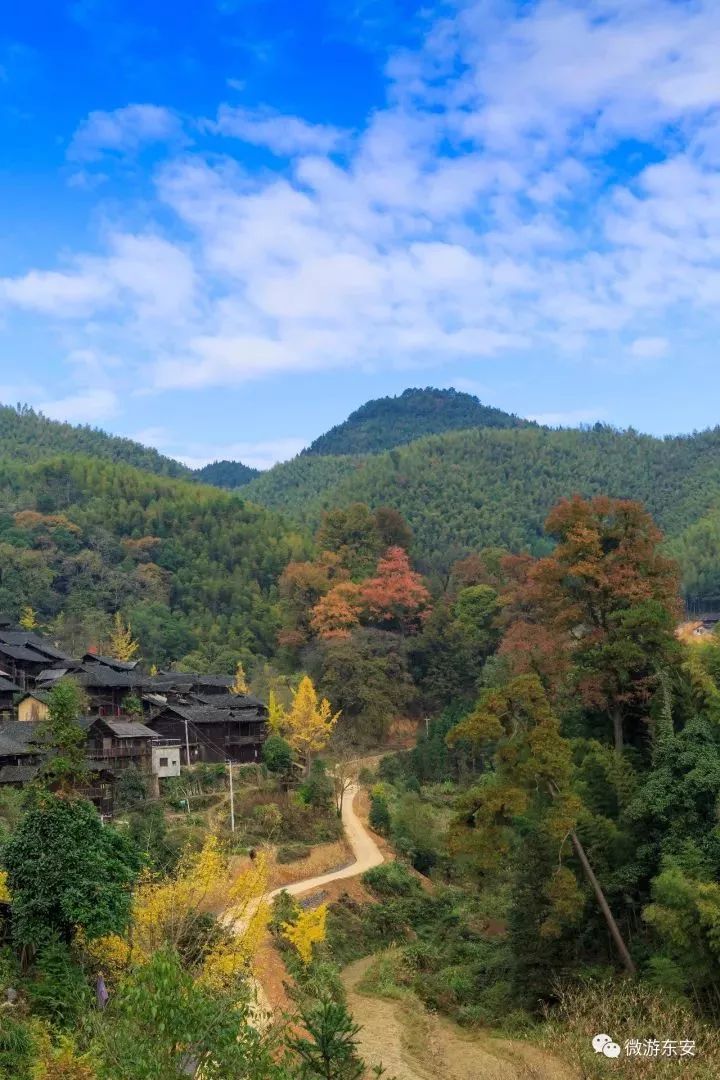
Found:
146,694 -> 268,765
0,617 -> 269,807
16,691 -> 50,722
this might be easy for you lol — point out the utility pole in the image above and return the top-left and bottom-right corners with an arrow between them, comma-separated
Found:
227,759 -> 235,833
183,716 -> 191,768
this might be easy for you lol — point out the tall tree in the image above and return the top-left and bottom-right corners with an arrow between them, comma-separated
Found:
3,795 -> 140,949
361,547 -> 430,634
108,612 -> 140,663
276,676 -> 340,773
448,674 -> 636,974
38,678 -> 90,790
500,496 -> 681,755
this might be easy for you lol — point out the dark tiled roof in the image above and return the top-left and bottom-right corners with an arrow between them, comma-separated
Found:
36,668 -> 69,683
149,703 -> 266,727
146,672 -> 233,690
101,719 -> 156,739
75,666 -> 142,689
0,631 -> 73,663
0,643 -> 48,662
0,763 -> 41,784
83,654 -> 139,672
189,692 -> 266,711
0,721 -> 43,755
17,690 -> 50,704
0,677 -> 20,693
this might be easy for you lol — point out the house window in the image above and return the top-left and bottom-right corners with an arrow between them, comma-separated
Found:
160,757 -> 168,767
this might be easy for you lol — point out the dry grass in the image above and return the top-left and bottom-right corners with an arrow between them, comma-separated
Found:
538,978 -> 720,1078
268,838 -> 352,889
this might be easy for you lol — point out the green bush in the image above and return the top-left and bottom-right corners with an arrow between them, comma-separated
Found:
262,734 -> 294,774
26,939 -> 91,1027
269,890 -> 299,935
368,793 -> 391,835
363,862 -> 419,897
0,1014 -> 36,1080
277,843 -> 312,864
298,760 -> 333,810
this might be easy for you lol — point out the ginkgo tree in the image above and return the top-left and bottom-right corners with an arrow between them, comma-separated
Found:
108,611 -> 140,663
273,676 -> 340,774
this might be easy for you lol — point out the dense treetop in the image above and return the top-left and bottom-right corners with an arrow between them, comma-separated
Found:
192,459 -> 260,488
0,454 -> 299,668
0,404 -> 191,478
302,387 -> 527,456
247,422 -> 720,589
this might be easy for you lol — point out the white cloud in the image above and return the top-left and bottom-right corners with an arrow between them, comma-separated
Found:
38,388 -> 119,424
213,105 -> 345,155
177,437 -> 306,470
629,337 -> 670,359
530,408 -> 608,428
68,104 -> 182,161
8,0 -> 720,405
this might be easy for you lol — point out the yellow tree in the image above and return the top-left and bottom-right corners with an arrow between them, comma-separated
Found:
19,605 -> 38,630
86,835 -> 269,992
109,612 -> 139,663
231,661 -> 248,695
282,904 -> 327,965
282,676 -> 339,773
267,689 -> 285,734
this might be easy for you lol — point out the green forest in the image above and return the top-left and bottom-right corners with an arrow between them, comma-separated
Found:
0,454 -> 301,669
246,422 -> 720,596
303,387 -> 526,456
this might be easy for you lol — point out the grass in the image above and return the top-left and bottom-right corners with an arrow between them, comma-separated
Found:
537,977 -> 720,1078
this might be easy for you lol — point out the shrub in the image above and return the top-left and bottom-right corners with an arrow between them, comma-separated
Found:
0,1014 -> 36,1080
277,843 -> 312,864
298,760 -> 333,810
368,793 -> 391,835
363,862 -> 419,897
26,940 -> 91,1028
252,802 -> 283,835
269,890 -> 299,936
262,734 -> 294,774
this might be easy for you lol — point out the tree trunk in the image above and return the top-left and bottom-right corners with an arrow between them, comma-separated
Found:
570,829 -> 636,975
610,706 -> 623,755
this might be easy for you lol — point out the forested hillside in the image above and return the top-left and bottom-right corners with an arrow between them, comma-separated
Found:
0,455 -> 299,668
0,404 -> 191,478
303,387 -> 526,456
193,459 -> 260,488
247,423 -> 720,589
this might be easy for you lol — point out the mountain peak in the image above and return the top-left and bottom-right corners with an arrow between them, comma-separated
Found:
303,386 -> 526,457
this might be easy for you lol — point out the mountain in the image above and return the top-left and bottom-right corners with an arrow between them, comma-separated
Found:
244,423 -> 720,587
303,387 -> 527,456
193,460 -> 260,488
0,454 -> 294,669
0,404 -> 191,478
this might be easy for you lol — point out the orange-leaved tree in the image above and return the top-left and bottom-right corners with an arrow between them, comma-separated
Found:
361,546 -> 430,634
500,496 -> 681,756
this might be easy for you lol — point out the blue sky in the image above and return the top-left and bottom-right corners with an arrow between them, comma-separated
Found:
2,1 -> 720,468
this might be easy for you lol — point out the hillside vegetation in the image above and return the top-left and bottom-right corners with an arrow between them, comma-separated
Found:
303,386 -> 526,456
247,423 -> 720,589
0,404 -> 191,478
193,459 -> 260,488
0,455 -> 297,667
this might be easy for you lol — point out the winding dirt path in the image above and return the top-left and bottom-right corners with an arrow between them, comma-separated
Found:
267,783 -> 383,901
252,786 -> 579,1078
343,957 -> 579,1080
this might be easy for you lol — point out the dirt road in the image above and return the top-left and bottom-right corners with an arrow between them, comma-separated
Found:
267,783 -> 383,900
343,957 -> 579,1080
